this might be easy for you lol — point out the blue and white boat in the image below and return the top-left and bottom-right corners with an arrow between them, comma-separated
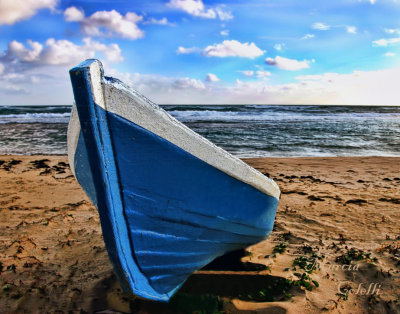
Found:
67,59 -> 280,301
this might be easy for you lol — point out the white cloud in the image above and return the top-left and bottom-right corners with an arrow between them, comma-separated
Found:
202,40 -> 265,59
103,69 -> 209,104
166,0 -> 233,20
108,70 -> 207,94
42,39 -> 94,65
292,68 -> 400,106
176,46 -> 200,54
215,6 -> 233,21
385,28 -> 400,35
42,38 -> 124,64
220,67 -> 400,105
144,17 -> 174,26
173,77 -> 206,90
240,70 -> 254,77
0,72 -> 42,90
312,22 -> 331,30
1,38 -> 123,67
0,38 -> 124,104
6,40 -> 43,62
346,26 -> 357,34
0,65 -> 69,101
205,73 -> 220,82
273,43 -> 285,51
256,70 -> 271,78
81,39 -> 124,63
2,62 -> 400,106
239,70 -> 271,78
104,45 -> 123,62
64,7 -> 144,40
265,56 -> 312,71
177,40 -> 265,59
0,81 -> 29,95
301,34 -> 315,40
1,62 -> 212,104
384,52 -> 396,57
372,37 -> 400,46
64,6 -> 84,22
220,29 -> 229,36
167,0 -> 215,18
0,0 -> 57,25
312,23 -> 357,34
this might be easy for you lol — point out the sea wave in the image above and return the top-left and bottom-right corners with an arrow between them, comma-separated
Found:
167,108 -> 400,123
0,105 -> 399,156
0,112 -> 71,124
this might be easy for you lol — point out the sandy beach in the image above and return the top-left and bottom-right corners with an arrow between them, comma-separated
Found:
0,155 -> 399,313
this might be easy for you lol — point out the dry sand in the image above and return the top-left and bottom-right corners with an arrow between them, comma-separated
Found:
0,155 -> 399,313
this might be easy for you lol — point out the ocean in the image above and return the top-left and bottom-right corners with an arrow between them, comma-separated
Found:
0,105 -> 399,157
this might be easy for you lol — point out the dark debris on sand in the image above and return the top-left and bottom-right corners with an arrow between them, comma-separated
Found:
1,160 -> 22,171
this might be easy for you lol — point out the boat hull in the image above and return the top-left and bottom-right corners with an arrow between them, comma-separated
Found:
68,59 -> 280,301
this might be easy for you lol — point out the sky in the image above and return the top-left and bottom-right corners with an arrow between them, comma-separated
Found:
1,0 -> 400,105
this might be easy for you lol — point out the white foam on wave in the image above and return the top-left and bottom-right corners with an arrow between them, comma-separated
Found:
0,112 -> 71,124
168,109 -> 400,123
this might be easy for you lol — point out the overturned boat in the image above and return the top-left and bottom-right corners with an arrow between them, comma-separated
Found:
67,59 -> 280,301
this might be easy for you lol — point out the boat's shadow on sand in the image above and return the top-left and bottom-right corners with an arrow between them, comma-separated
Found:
91,250 -> 302,313
132,272 -> 293,313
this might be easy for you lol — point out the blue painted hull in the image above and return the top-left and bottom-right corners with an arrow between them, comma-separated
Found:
69,60 -> 279,301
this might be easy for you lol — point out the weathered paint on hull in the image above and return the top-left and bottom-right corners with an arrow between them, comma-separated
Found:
68,59 -> 280,301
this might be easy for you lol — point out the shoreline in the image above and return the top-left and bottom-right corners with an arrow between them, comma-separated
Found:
2,154 -> 400,157
0,155 -> 399,313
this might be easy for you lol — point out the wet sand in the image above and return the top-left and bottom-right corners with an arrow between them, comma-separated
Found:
0,156 -> 399,313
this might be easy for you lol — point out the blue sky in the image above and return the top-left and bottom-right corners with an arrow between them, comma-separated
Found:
0,0 -> 400,105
